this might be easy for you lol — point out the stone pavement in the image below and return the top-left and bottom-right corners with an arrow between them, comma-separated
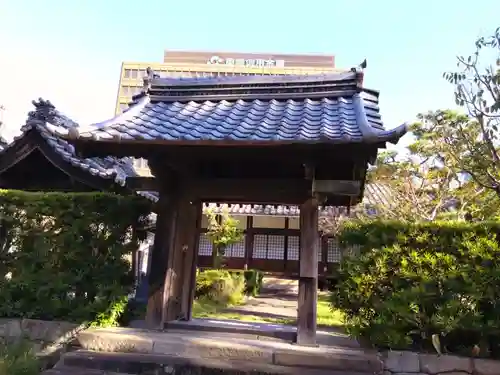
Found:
164,317 -> 359,348
260,276 -> 299,295
222,276 -> 300,322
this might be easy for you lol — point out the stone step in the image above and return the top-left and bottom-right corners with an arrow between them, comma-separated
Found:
50,350 -> 371,375
41,364 -> 124,375
75,327 -> 380,373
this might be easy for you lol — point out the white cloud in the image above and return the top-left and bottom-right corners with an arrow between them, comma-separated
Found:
0,39 -> 120,141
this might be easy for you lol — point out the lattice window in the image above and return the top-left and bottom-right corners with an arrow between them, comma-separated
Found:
327,238 -> 341,263
287,236 -> 322,262
267,235 -> 285,260
252,235 -> 268,259
287,236 -> 299,260
226,235 -> 246,258
198,233 -> 213,256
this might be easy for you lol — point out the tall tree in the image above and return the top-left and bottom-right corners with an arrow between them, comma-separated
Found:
442,27 -> 500,197
406,110 -> 498,220
365,112 -> 474,222
327,109 -> 496,224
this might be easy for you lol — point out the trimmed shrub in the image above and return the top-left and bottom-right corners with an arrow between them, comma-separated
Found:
196,269 -> 245,306
332,220 -> 500,358
0,190 -> 151,326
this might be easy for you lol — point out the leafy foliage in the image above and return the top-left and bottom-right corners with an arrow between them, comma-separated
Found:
0,190 -> 151,325
243,270 -> 264,297
332,220 -> 500,358
195,269 -> 246,306
205,208 -> 244,267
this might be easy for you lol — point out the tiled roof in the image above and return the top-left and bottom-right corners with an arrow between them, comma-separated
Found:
1,99 -> 139,187
62,71 -> 407,145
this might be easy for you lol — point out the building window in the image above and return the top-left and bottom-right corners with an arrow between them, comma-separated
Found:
130,70 -> 138,79
124,69 -> 131,79
121,86 -> 129,95
252,234 -> 285,260
198,234 -> 212,256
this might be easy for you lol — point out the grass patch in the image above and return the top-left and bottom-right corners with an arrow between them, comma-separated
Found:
316,294 -> 344,328
192,293 -> 344,329
0,339 -> 40,375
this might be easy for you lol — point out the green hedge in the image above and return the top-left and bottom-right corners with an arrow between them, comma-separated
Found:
332,220 -> 500,358
0,190 -> 151,325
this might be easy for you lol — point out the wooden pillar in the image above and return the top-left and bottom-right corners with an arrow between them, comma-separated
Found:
296,196 -> 319,346
181,199 -> 202,321
145,188 -> 177,327
244,216 -> 253,269
163,190 -> 199,323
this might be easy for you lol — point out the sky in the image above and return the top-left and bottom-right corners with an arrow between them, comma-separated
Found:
0,0 -> 498,149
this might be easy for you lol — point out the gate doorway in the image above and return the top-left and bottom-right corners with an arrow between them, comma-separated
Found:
196,204 -> 343,277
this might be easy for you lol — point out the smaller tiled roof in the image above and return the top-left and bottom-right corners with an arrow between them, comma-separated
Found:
138,183 -> 392,217
1,99 -> 139,187
60,70 -> 407,146
202,183 -> 392,217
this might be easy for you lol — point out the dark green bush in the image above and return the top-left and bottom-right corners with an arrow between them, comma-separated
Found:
332,220 -> 500,358
195,269 -> 245,305
0,190 -> 151,326
243,270 -> 264,296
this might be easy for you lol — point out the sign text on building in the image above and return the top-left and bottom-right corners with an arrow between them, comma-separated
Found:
207,55 -> 285,68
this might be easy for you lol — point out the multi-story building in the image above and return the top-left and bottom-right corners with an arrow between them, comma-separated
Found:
116,50 -> 338,175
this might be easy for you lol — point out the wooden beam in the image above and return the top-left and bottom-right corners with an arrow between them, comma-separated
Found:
296,196 -> 319,346
312,180 -> 361,196
192,178 -> 310,204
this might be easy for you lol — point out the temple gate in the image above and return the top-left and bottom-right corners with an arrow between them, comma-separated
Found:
58,68 -> 406,345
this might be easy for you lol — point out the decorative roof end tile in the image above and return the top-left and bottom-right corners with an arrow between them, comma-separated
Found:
28,98 -> 57,123
143,67 -> 160,93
